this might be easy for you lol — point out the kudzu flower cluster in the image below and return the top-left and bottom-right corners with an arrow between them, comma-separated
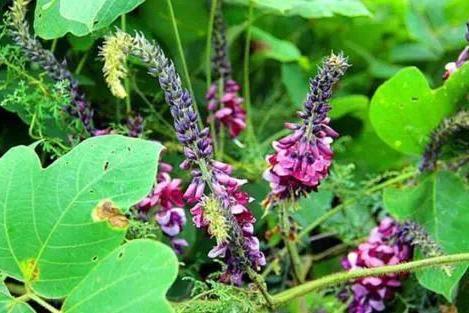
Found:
137,162 -> 188,254
341,218 -> 412,313
263,53 -> 349,205
102,30 -> 265,284
6,0 -> 95,134
206,2 -> 246,139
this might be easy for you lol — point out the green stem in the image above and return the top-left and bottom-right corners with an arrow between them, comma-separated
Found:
165,0 -> 202,128
206,0 -> 219,155
216,78 -> 225,158
262,169 -> 417,278
205,0 -> 218,89
281,204 -> 304,283
29,293 -> 61,313
121,14 -> 132,114
242,0 -> 259,150
246,267 -> 275,310
50,39 -> 57,53
74,50 -> 89,75
272,253 -> 469,306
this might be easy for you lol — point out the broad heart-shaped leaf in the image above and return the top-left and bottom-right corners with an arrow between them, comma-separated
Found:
225,0 -> 370,18
369,63 -> 469,155
62,240 -> 178,313
383,171 -> 469,300
34,0 -> 144,39
0,135 -> 161,298
0,282 -> 35,313
251,27 -> 302,63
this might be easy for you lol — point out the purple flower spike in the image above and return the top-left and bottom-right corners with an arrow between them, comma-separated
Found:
127,115 -> 144,138
6,0 -> 96,135
206,80 -> 247,138
206,2 -> 247,139
263,53 -> 349,205
137,162 -> 188,254
123,31 -> 265,284
341,218 -> 412,313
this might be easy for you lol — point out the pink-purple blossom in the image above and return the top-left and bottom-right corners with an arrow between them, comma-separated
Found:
127,32 -> 265,284
206,79 -> 246,139
137,162 -> 188,253
341,218 -> 412,313
263,53 -> 349,204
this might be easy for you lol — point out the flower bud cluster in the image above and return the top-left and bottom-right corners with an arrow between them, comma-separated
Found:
263,53 -> 349,204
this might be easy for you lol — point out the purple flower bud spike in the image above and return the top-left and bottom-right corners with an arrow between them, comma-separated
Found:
263,53 -> 349,205
104,30 -> 266,284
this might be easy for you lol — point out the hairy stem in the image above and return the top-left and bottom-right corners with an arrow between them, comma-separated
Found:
262,169 -> 417,278
272,253 -> 469,305
281,204 -> 304,284
246,267 -> 275,310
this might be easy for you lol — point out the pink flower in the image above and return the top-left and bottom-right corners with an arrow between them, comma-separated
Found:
341,218 -> 412,313
206,79 -> 246,138
137,162 -> 188,253
263,53 -> 349,204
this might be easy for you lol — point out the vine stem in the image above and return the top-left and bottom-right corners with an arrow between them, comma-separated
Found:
28,293 -> 60,313
242,0 -> 259,151
165,0 -> 203,128
121,14 -> 131,114
281,203 -> 304,283
261,169 -> 417,278
246,267 -> 275,310
205,0 -> 218,89
206,0 -> 219,155
272,253 -> 469,306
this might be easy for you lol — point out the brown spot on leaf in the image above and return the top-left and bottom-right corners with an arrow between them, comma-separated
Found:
20,259 -> 39,282
92,200 -> 128,229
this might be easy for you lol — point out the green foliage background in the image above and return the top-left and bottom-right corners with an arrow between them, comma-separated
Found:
0,0 -> 468,312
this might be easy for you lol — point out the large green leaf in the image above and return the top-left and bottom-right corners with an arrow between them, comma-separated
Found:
331,95 -> 409,176
34,0 -> 145,39
0,282 -> 35,313
281,63 -> 309,105
384,171 -> 469,300
251,27 -> 302,63
0,135 -> 161,298
225,0 -> 371,18
369,63 -> 469,155
62,240 -> 178,313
